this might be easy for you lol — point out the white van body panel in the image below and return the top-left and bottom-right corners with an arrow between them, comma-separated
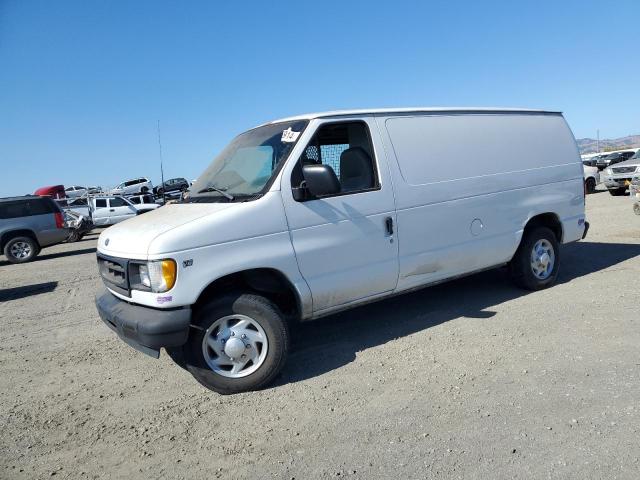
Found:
376,113 -> 584,292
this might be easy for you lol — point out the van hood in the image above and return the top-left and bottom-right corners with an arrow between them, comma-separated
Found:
97,203 -> 234,258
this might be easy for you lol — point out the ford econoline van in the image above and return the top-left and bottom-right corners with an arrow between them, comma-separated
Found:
95,108 -> 589,394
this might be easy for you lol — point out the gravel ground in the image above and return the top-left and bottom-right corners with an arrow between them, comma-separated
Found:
1,189 -> 639,480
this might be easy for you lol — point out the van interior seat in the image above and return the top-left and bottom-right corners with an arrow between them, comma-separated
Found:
340,147 -> 374,191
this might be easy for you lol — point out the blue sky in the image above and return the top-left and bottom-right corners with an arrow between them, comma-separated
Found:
1,0 -> 639,196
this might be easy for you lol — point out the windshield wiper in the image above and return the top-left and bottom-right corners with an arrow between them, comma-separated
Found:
197,185 -> 234,200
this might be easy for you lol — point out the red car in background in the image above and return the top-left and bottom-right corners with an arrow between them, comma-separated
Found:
34,185 -> 66,199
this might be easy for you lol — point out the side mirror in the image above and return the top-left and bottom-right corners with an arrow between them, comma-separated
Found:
298,164 -> 341,199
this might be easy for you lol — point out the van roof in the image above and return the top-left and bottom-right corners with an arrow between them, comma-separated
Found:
264,107 -> 562,125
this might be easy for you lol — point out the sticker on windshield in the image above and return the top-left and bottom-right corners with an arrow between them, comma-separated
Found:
281,127 -> 301,143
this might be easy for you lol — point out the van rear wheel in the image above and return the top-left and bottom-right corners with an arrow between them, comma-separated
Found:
509,227 -> 559,290
181,293 -> 289,394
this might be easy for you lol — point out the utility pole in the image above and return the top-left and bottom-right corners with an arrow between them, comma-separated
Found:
596,129 -> 600,153
157,120 -> 166,204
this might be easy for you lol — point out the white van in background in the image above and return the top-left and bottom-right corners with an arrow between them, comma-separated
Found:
95,108 -> 588,394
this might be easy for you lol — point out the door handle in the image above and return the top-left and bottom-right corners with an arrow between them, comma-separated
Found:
110,209 -> 115,212
385,216 -> 394,235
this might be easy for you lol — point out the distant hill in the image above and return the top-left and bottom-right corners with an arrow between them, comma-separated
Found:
577,134 -> 640,154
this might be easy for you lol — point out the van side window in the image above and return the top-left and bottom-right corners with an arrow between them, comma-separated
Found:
95,199 -> 107,208
293,121 -> 378,196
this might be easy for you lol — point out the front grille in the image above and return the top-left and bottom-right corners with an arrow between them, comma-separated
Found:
612,166 -> 636,174
97,254 -> 130,297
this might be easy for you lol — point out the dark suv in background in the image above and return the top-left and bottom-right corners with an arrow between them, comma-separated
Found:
0,196 -> 68,263
153,177 -> 190,196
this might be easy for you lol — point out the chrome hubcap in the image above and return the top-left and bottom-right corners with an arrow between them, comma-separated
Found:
530,239 -> 555,280
202,314 -> 268,378
10,241 -> 32,259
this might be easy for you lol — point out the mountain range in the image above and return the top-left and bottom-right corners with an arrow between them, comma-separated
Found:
576,135 -> 640,154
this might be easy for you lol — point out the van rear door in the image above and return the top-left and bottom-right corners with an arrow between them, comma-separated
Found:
281,119 -> 399,314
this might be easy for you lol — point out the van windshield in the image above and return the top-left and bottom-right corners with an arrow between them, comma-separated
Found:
189,120 -> 308,201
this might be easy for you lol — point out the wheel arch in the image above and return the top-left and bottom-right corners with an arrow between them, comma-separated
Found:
194,268 -> 303,321
523,212 -> 563,243
1,229 -> 40,251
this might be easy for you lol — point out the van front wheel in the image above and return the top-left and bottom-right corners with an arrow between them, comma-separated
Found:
509,227 -> 560,290
182,293 -> 289,394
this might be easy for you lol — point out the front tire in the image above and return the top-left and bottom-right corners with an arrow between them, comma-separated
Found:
509,227 -> 560,290
181,293 -> 289,394
585,177 -> 596,194
4,236 -> 39,264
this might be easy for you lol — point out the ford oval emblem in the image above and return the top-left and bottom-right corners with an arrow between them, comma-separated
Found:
105,238 -> 110,246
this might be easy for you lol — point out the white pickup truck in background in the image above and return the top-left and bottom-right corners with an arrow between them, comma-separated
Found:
67,195 -> 159,226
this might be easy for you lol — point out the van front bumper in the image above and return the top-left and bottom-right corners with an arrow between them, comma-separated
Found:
95,287 -> 191,358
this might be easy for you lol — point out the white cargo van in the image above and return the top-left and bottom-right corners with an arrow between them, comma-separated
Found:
95,108 -> 588,394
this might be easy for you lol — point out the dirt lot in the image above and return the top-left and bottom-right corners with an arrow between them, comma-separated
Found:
1,189 -> 639,480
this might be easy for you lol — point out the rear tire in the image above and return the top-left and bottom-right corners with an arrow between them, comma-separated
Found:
181,293 -> 289,394
508,227 -> 560,290
585,177 -> 596,194
4,236 -> 39,264
608,188 -> 626,196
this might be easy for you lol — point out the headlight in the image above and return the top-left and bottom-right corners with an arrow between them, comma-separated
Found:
129,259 -> 177,292
635,166 -> 640,173
605,168 -> 612,176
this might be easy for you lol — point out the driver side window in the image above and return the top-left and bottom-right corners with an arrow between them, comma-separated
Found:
292,121 -> 379,196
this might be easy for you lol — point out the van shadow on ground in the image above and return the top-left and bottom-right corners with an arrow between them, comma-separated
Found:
277,241 -> 640,386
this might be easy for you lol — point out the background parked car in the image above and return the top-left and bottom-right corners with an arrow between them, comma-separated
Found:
596,151 -> 636,170
153,177 -> 189,196
110,178 -> 153,196
583,164 -> 599,194
63,210 -> 94,242
127,194 -> 159,206
64,186 -> 88,198
0,196 -> 68,263
91,196 -> 158,226
601,150 -> 640,196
